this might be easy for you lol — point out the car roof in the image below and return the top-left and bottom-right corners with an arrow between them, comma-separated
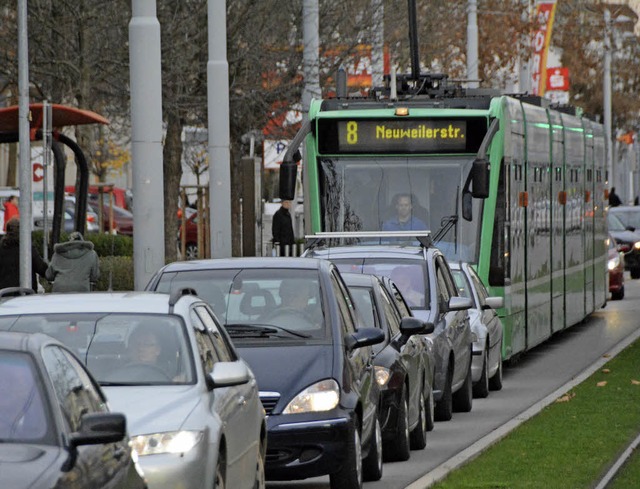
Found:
158,256 -> 328,273
307,245 -> 427,261
609,206 -> 639,212
0,291 -> 190,315
0,331 -> 61,351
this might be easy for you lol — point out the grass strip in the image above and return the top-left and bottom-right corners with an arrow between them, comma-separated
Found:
431,338 -> 640,489
608,439 -> 640,489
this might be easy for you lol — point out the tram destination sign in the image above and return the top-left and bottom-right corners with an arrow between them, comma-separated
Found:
317,117 -> 487,154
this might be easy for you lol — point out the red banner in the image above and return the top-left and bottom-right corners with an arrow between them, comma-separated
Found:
531,1 -> 557,96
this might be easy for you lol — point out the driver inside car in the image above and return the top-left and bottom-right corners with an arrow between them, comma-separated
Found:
260,279 -> 323,330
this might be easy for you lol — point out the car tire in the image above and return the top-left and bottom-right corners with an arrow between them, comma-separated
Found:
253,441 -> 266,489
453,360 -> 473,412
473,348 -> 490,398
434,365 -> 453,421
330,419 -> 362,489
612,286 -> 625,301
185,242 -> 199,260
489,353 -> 503,391
385,391 -> 410,461
425,384 -> 435,431
214,450 -> 226,489
409,389 -> 428,450
363,416 -> 383,481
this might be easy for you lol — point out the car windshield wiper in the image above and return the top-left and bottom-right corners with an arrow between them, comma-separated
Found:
226,323 -> 311,339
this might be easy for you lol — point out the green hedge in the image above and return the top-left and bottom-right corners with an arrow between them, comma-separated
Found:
32,231 -> 133,257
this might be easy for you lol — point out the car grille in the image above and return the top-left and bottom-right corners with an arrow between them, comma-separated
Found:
260,393 -> 280,415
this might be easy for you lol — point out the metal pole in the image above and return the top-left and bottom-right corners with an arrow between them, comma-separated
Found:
604,9 -> 613,186
42,100 -> 51,260
371,0 -> 384,88
467,0 -> 479,88
302,0 -> 321,117
129,0 -> 165,289
208,0 -> 232,257
18,0 -> 32,289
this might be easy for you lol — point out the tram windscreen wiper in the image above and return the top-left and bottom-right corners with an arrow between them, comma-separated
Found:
225,323 -> 311,339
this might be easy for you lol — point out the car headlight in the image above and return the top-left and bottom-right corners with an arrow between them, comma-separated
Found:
374,366 -> 391,386
608,255 -> 621,270
634,241 -> 640,250
283,379 -> 340,414
130,430 -> 203,456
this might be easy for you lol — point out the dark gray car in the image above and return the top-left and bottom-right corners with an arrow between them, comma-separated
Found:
304,240 -> 473,422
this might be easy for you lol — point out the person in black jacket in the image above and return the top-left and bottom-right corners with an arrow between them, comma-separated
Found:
609,187 -> 622,207
0,218 -> 48,292
272,200 -> 295,256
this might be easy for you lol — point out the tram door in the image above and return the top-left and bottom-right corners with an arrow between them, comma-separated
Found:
549,110 -> 565,333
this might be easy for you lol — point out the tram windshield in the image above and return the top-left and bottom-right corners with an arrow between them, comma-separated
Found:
318,156 -> 482,262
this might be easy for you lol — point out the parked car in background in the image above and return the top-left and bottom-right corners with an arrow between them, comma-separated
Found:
449,262 -> 504,398
341,272 -> 434,462
93,203 -> 134,236
147,257 -> 386,489
606,212 -> 640,278
32,197 -> 100,234
304,237 -> 474,422
0,331 -> 146,489
178,211 -> 203,260
0,290 -> 266,489
608,234 -> 625,301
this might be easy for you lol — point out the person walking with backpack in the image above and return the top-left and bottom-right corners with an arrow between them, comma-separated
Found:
45,232 -> 100,292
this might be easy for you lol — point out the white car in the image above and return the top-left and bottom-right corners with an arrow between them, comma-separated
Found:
449,262 -> 504,398
0,289 -> 267,489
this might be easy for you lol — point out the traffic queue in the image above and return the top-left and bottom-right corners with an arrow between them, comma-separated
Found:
0,235 -> 505,489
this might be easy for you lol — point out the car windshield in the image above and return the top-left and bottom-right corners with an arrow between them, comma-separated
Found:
607,213 -> 627,231
0,314 -> 195,386
154,268 -> 328,342
332,259 -> 429,309
610,209 -> 640,229
0,351 -> 55,444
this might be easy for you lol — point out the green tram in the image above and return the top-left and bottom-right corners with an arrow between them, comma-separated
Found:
280,84 -> 607,361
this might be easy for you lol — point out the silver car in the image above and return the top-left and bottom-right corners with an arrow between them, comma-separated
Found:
0,290 -> 267,489
449,262 -> 504,398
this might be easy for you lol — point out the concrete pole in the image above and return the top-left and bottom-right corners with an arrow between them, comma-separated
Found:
17,0 -> 32,289
207,0 -> 232,258
466,0 -> 479,88
302,0 -> 321,117
371,0 -> 384,89
604,9 -> 614,186
129,0 -> 165,289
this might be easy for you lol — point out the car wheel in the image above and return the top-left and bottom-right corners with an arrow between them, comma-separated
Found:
385,391 -> 410,461
185,242 -> 199,260
214,450 -> 226,489
453,360 -> 473,412
409,389 -> 427,450
253,441 -> 266,489
425,384 -> 435,431
473,348 -> 490,398
330,419 -> 362,489
612,286 -> 625,301
363,416 -> 383,481
434,365 -> 453,421
489,353 -> 503,391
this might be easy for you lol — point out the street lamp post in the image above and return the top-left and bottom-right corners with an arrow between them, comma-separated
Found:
604,9 -> 614,187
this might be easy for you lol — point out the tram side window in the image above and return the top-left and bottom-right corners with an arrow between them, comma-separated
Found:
489,161 -> 508,286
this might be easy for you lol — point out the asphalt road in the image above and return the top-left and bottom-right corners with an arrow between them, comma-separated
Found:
268,276 -> 640,489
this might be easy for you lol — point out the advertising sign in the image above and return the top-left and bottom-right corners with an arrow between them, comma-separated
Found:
531,1 -> 558,96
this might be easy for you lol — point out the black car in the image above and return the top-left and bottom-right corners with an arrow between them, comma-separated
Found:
607,211 -> 640,278
147,257 -> 385,489
0,331 -> 146,489
304,238 -> 473,422
341,272 -> 434,462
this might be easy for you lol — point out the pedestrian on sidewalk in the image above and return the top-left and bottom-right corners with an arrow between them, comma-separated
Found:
0,218 -> 48,292
46,232 -> 100,292
272,200 -> 295,256
3,195 -> 19,232
609,187 -> 622,207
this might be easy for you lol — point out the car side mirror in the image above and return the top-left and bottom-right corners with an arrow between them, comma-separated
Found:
70,413 -> 126,448
448,296 -> 473,311
483,296 -> 504,309
345,327 -> 385,351
207,361 -> 251,390
399,317 -> 432,336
